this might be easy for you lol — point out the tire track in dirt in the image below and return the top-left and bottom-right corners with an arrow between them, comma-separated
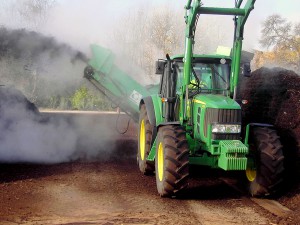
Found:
0,134 -> 289,225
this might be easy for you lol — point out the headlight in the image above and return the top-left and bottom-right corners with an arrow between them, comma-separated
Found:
212,124 -> 241,134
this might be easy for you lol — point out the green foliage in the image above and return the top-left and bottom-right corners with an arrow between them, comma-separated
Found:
70,86 -> 89,110
35,85 -> 113,111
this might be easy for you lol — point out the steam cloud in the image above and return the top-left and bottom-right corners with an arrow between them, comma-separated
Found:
0,27 -> 89,101
0,27 -> 122,163
0,86 -> 119,163
0,87 -> 74,163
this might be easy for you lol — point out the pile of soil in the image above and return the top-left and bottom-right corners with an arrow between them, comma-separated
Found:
0,86 -> 39,112
239,67 -> 300,219
0,27 -> 87,63
0,86 -> 41,124
239,67 -> 300,158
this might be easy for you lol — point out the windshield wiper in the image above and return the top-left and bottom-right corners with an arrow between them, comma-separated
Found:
210,65 -> 229,88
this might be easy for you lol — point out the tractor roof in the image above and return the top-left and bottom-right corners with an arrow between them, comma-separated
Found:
171,54 -> 231,63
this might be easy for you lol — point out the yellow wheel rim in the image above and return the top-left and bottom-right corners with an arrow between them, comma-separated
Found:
139,120 -> 145,160
157,142 -> 164,181
246,168 -> 257,182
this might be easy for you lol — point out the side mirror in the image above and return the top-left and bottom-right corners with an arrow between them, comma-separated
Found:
155,60 -> 166,75
241,63 -> 251,77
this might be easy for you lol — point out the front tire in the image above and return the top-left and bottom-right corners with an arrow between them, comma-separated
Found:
137,104 -> 154,175
155,125 -> 189,197
246,127 -> 284,197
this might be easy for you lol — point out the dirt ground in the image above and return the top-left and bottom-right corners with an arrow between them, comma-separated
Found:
0,136 -> 299,225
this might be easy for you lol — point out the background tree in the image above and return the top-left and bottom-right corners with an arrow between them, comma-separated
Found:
0,0 -> 56,30
111,4 -> 231,79
257,14 -> 300,72
111,5 -> 184,78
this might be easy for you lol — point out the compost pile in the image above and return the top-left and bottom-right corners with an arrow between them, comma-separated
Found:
239,67 -> 300,220
0,27 -> 87,62
240,67 -> 300,154
0,27 -> 89,108
0,86 -> 41,121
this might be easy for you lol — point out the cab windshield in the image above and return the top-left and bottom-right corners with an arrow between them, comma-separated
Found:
175,60 -> 230,96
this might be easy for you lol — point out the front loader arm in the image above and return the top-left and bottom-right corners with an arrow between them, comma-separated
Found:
181,0 -> 255,120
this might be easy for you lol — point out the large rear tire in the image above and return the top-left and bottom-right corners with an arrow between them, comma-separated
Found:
137,104 -> 155,175
246,127 -> 284,197
155,125 -> 189,197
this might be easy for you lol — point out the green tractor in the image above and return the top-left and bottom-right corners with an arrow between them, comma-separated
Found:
137,0 -> 284,197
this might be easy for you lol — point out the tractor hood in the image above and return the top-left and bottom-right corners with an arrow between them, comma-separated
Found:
193,94 -> 240,109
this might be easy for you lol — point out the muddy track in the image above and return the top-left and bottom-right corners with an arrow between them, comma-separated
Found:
0,137 -> 297,225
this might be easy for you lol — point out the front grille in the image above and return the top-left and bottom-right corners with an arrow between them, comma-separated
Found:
204,108 -> 241,140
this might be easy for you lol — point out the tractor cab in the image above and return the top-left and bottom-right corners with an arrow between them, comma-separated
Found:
156,55 -> 232,122
172,55 -> 231,97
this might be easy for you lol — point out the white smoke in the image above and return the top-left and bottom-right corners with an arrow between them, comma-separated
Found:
0,1 -> 141,163
0,86 -> 121,163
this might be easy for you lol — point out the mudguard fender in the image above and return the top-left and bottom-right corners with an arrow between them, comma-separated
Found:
140,96 -> 156,126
